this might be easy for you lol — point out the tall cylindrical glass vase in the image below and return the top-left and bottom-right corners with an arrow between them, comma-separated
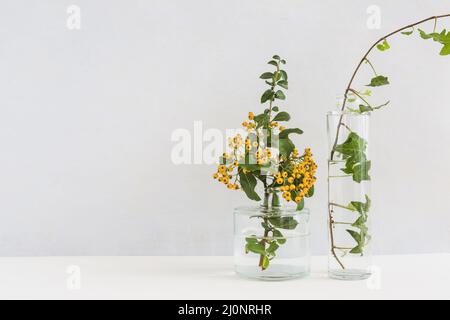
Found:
327,111 -> 372,280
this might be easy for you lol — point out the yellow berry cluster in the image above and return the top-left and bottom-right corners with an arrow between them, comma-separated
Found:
228,134 -> 244,150
214,110 -> 317,204
213,161 -> 240,190
276,148 -> 317,204
242,113 -> 256,132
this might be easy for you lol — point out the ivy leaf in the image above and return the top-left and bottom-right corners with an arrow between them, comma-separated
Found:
275,90 -> 286,100
334,132 -> 367,157
401,29 -> 414,36
353,160 -> 371,183
347,230 -> 361,243
277,80 -> 289,89
260,72 -> 274,80
367,75 -> 390,87
334,132 -> 370,183
440,43 -> 450,56
376,39 -> 391,51
269,216 -> 298,230
359,105 -> 373,113
279,128 -> 303,139
349,195 -> 371,215
419,29 -> 450,56
418,29 -> 442,41
350,246 -> 363,255
239,171 -> 261,201
279,138 -> 295,158
273,111 -> 291,122
261,89 -> 274,103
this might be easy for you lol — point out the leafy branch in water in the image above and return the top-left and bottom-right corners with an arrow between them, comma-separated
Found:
214,55 -> 318,271
329,14 -> 450,270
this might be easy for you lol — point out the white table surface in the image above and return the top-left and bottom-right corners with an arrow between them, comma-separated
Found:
0,254 -> 448,300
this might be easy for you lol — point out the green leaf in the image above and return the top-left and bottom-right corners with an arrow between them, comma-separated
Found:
260,72 -> 274,80
297,198 -> 305,211
254,113 -> 270,129
269,216 -> 298,230
376,39 -> 390,51
280,70 -> 288,81
267,242 -> 279,254
246,242 -> 266,255
280,59 -> 286,64
273,55 -> 281,60
347,230 -> 361,244
239,171 -> 261,201
277,80 -> 289,89
419,29 -> 441,41
272,229 -> 286,244
350,195 -> 371,215
440,43 -> 450,55
367,75 -> 390,87
279,138 -> 295,158
272,106 -> 279,112
359,105 -> 373,113
245,237 -> 258,245
261,89 -> 274,103
350,246 -> 363,254
353,160 -> 371,183
306,185 -> 314,198
275,90 -> 286,100
335,132 -> 371,183
418,29 -> 450,55
273,111 -> 291,122
272,192 -> 280,207
334,132 -> 367,157
401,29 -> 414,36
268,60 -> 278,67
279,128 -> 303,139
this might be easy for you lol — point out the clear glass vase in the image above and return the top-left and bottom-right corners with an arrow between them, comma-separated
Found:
234,190 -> 310,281
327,111 -> 372,280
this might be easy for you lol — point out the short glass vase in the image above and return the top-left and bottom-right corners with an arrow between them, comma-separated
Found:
234,192 -> 310,281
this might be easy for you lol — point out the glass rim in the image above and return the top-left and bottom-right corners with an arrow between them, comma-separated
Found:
327,110 -> 371,116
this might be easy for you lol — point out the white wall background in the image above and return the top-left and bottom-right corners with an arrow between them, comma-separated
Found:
0,0 -> 449,256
